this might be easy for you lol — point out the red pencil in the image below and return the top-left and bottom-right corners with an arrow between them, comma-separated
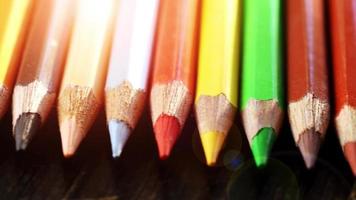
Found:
329,0 -> 356,175
150,0 -> 200,159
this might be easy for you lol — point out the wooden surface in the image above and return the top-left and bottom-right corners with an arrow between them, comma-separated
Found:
0,104 -> 353,199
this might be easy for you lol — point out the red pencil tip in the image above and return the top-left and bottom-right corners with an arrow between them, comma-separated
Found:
344,142 -> 356,176
153,115 -> 181,160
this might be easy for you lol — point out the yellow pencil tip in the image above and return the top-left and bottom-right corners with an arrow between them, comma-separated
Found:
200,131 -> 227,167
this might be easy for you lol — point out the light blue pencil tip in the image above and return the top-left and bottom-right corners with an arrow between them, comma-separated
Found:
108,120 -> 131,158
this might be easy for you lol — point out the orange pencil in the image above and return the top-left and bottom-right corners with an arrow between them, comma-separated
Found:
57,0 -> 116,157
0,0 -> 33,118
150,0 -> 200,159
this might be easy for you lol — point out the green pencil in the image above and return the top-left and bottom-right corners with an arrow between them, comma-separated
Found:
240,0 -> 284,167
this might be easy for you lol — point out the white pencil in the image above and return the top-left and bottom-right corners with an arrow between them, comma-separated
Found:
105,0 -> 159,158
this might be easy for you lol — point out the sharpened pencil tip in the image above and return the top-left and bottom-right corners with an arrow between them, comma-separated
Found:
60,117 -> 85,158
200,131 -> 227,166
153,115 -> 181,160
14,113 -> 41,151
344,142 -> 356,176
251,128 -> 276,167
108,120 -> 131,158
298,130 -> 321,169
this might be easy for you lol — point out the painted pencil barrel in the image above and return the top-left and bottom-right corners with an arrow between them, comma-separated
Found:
195,0 -> 240,166
240,0 -> 284,167
106,0 -> 159,90
0,0 -> 33,117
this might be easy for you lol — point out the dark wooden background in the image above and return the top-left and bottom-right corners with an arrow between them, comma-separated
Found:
0,104 -> 353,200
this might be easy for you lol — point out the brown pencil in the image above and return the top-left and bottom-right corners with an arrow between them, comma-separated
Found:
329,0 -> 356,175
287,0 -> 330,168
12,0 -> 75,150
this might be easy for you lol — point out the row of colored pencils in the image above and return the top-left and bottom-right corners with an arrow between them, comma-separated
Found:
1,0 -> 356,175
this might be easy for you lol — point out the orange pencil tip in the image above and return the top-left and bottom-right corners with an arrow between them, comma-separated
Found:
63,150 -> 75,158
60,117 -> 86,158
207,160 -> 217,167
154,115 -> 181,160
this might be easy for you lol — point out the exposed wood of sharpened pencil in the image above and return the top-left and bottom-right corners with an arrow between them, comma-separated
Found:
329,0 -> 356,176
105,0 -> 159,158
12,0 -> 75,151
241,0 -> 284,167
150,0 -> 200,159
195,0 -> 240,166
0,0 -> 33,118
287,0 -> 330,169
58,0 -> 116,157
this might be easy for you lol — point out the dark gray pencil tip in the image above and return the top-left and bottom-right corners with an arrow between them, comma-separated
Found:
14,113 -> 41,151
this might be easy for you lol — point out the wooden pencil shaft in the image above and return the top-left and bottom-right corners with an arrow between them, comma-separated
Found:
152,0 -> 199,89
106,81 -> 145,128
287,0 -> 329,101
105,0 -> 159,128
195,94 -> 236,134
59,86 -> 100,133
149,0 -> 200,158
60,0 -> 116,99
16,0 -> 75,91
330,0 -> 356,175
106,0 -> 159,91
0,87 -> 10,117
0,0 -> 33,88
287,0 -> 330,140
150,0 -> 200,126
195,0 -> 240,107
240,0 -> 284,165
330,0 -> 356,145
58,0 -> 116,142
13,81 -> 55,126
242,99 -> 283,144
240,0 -> 283,109
336,105 -> 356,146
288,93 -> 329,141
0,0 -> 33,118
330,0 -> 356,115
194,0 -> 241,165
151,81 -> 193,126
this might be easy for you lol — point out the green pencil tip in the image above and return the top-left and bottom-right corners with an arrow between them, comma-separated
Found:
251,128 -> 276,167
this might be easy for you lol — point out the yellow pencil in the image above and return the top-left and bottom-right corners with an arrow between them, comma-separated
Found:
57,0 -> 116,157
195,0 -> 241,166
0,0 -> 33,118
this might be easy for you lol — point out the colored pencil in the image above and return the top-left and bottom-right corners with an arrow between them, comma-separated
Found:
150,0 -> 200,159
12,0 -> 76,151
241,0 -> 284,167
287,0 -> 330,168
195,0 -> 240,166
329,0 -> 356,175
0,0 -> 33,118
58,0 -> 116,157
105,0 -> 159,158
